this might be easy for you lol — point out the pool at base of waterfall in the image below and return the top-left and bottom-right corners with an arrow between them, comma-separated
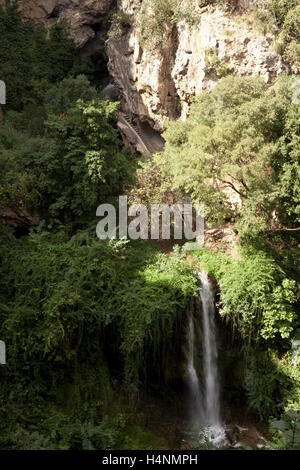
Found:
197,424 -> 228,448
183,421 -> 269,450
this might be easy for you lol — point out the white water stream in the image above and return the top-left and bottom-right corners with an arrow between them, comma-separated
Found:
186,272 -> 226,447
187,300 -> 203,425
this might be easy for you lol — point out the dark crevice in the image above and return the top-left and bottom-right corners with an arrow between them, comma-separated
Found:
48,6 -> 60,19
90,22 -> 102,33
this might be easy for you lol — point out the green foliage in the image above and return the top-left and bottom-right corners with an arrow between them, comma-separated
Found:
222,343 -> 299,421
128,160 -> 184,238
276,352 -> 300,412
271,0 -> 300,25
0,226 -> 197,449
204,47 -> 233,78
0,94 -> 137,226
0,0 -> 299,451
0,125 -> 53,211
218,253 -> 296,341
195,248 -> 297,343
270,409 -> 300,449
156,75 -> 300,234
276,4 -> 300,71
195,246 -> 299,420
249,0 -> 300,71
44,74 -> 98,116
243,349 -> 287,418
135,0 -> 200,50
0,0 -> 84,111
0,226 -> 197,386
44,98 -> 136,223
5,104 -> 47,136
1,414 -> 124,450
108,11 -> 133,40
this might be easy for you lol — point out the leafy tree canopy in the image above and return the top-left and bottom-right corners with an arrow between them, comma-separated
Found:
0,0 -> 92,111
0,94 -> 137,226
156,75 -> 300,235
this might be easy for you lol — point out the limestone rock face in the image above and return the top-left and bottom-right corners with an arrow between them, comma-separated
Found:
107,1 -> 286,131
8,0 -> 58,26
0,207 -> 40,229
1,0 -> 287,146
58,0 -> 115,48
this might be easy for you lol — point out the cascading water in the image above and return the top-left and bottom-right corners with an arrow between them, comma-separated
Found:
186,299 -> 203,425
186,272 -> 226,447
199,271 -> 226,447
199,271 -> 221,426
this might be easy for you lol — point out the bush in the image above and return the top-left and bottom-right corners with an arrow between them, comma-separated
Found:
135,0 -> 200,50
250,1 -> 300,71
44,75 -> 98,116
270,409 -> 300,449
244,349 -> 285,419
0,227 -> 198,387
195,248 -> 297,343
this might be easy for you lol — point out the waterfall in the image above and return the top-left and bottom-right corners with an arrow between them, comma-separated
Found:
198,271 -> 226,446
186,299 -> 202,425
186,272 -> 226,447
199,271 -> 221,426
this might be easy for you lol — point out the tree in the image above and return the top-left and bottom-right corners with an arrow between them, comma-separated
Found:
0,96 -> 137,226
0,1 -> 79,111
156,75 -> 300,235
44,75 -> 98,116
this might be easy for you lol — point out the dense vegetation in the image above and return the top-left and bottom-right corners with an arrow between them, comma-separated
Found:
0,1 -> 198,450
0,227 -> 197,449
156,75 -> 300,233
135,0 -> 199,49
132,0 -> 300,71
1,76 -> 136,227
0,0 -> 94,112
135,75 -> 300,448
0,0 -> 299,451
159,77 -> 299,448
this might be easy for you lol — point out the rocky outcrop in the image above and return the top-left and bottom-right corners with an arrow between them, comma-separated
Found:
6,0 -> 59,27
0,207 -> 40,229
107,0 -> 286,132
59,0 -> 115,50
1,0 -> 287,153
107,24 -> 181,134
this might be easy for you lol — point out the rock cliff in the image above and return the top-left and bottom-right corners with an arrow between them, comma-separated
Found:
3,0 -> 287,150
107,0 -> 286,133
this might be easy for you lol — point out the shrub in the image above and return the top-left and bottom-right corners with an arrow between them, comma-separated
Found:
195,248 -> 297,343
0,227 -> 198,388
0,97 -> 137,226
156,75 -> 300,234
135,0 -> 200,50
270,409 -> 300,449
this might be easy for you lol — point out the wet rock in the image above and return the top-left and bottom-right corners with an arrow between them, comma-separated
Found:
226,425 -> 240,445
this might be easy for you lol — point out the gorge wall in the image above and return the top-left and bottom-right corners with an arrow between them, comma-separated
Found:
6,0 -> 287,149
107,0 -> 286,134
